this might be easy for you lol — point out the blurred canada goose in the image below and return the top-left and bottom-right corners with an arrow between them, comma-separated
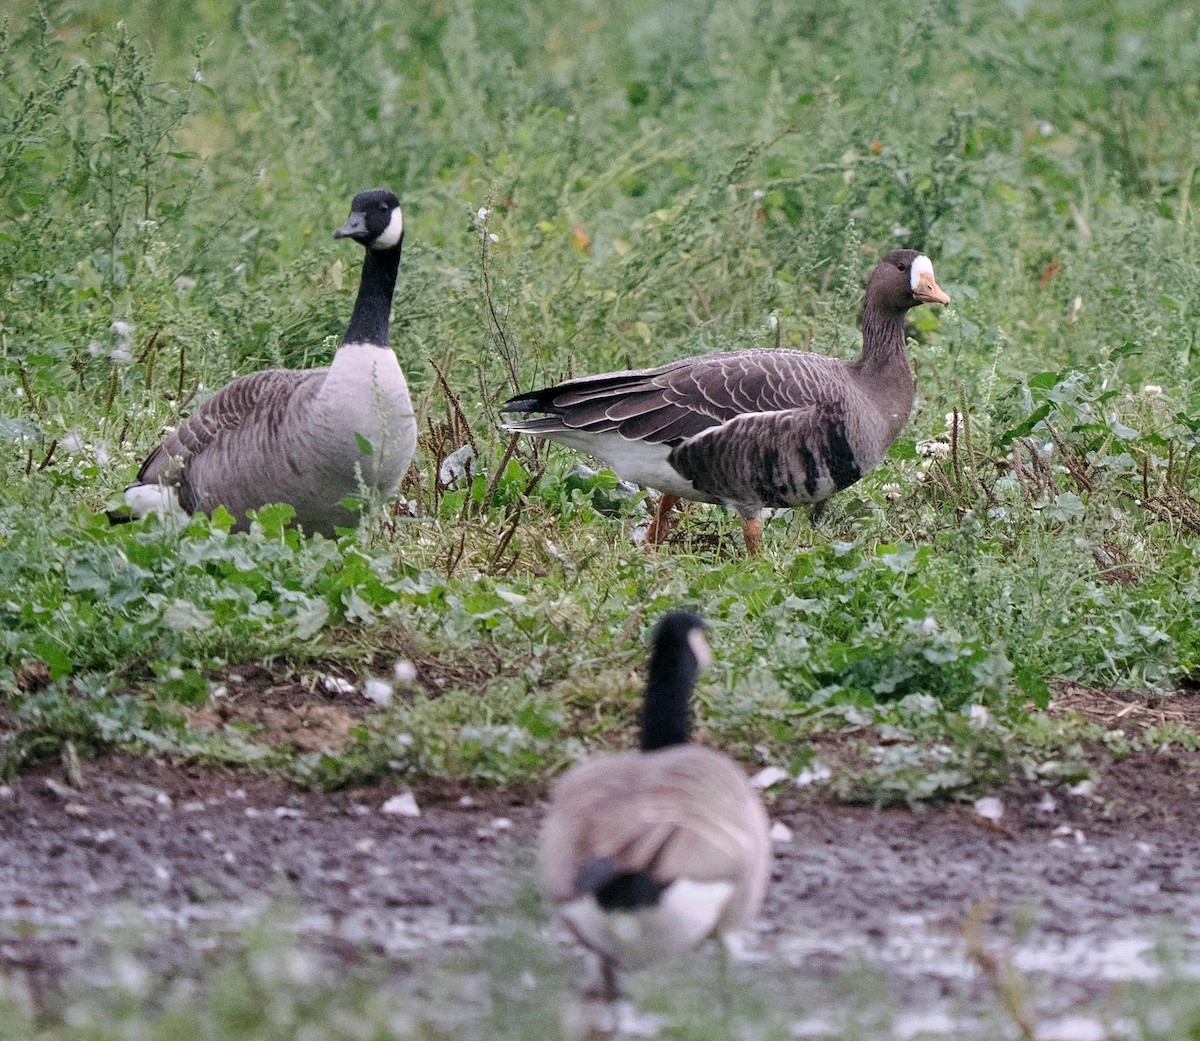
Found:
123,188 -> 416,536
502,250 -> 949,552
539,610 -> 771,1001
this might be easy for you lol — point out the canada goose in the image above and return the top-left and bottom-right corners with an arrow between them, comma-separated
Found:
122,188 -> 416,536
539,611 -> 771,1001
502,250 -> 950,552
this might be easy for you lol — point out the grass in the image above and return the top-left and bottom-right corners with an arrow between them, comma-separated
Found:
1,0 -> 1199,794
0,0 -> 1199,1030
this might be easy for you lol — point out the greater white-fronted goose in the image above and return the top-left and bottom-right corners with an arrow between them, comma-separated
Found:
123,189 -> 417,537
502,250 -> 950,552
539,610 -> 771,1001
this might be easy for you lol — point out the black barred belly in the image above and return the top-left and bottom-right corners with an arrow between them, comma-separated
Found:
671,421 -> 863,509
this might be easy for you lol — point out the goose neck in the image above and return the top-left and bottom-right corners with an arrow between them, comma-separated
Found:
857,304 -> 908,367
640,651 -> 697,751
342,246 -> 400,347
851,305 -> 916,395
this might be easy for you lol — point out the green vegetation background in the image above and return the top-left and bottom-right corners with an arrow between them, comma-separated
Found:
1,0 -> 1198,792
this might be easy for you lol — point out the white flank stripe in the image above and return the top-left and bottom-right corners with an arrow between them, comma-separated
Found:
125,483 -> 185,520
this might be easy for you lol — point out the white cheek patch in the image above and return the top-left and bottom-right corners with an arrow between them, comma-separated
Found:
372,208 -> 404,249
687,629 -> 713,671
910,254 -> 934,290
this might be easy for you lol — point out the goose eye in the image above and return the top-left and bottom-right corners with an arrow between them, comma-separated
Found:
896,262 -> 907,272
378,202 -> 389,212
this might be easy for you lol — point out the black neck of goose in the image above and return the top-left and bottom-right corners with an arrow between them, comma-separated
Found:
342,244 -> 401,347
639,644 -> 698,752
855,302 -> 910,376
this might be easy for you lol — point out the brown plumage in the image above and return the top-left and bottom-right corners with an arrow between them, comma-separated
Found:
539,611 -> 771,1000
502,249 -> 950,552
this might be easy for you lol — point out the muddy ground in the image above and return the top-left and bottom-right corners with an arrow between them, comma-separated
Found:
3,719 -> 1200,1031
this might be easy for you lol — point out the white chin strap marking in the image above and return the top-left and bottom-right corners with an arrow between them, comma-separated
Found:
373,208 -> 404,250
910,254 -> 934,290
687,629 -> 713,671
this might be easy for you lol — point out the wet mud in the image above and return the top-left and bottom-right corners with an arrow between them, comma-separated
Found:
2,746 -> 1199,1026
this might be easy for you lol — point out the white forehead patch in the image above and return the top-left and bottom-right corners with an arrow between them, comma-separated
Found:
687,628 -> 713,671
372,207 -> 404,250
910,254 -> 934,290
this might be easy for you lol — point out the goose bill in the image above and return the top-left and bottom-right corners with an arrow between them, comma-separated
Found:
334,212 -> 367,240
912,270 -> 950,305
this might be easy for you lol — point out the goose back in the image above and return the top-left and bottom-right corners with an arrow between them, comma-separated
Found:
540,742 -> 771,968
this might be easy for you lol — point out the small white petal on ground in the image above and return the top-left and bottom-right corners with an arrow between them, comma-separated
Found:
751,765 -> 791,789
393,660 -> 417,683
974,797 -> 1004,822
770,821 -> 794,844
363,678 -> 393,707
380,792 -> 421,817
968,704 -> 991,728
795,762 -> 832,786
322,675 -> 356,696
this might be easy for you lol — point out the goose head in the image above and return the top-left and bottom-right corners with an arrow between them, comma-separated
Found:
868,249 -> 951,312
335,188 -> 404,251
640,610 -> 712,752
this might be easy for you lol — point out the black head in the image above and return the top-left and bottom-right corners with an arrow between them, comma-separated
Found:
640,610 -> 712,752
650,610 -> 710,661
865,249 -> 951,313
334,188 -> 404,251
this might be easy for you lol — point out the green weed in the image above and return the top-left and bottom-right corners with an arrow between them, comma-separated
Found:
0,0 -> 1198,802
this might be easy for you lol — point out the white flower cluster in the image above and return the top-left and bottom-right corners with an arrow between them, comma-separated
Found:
916,438 -> 950,459
475,205 -> 499,242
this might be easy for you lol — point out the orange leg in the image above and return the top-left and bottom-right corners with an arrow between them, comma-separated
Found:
741,516 -> 763,555
644,493 -> 681,546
